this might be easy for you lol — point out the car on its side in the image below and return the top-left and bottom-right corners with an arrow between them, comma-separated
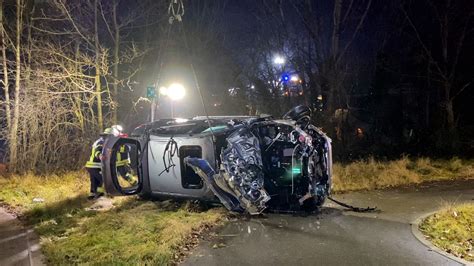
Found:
101,106 -> 332,214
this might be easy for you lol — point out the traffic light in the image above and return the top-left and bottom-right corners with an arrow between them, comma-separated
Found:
146,86 -> 156,99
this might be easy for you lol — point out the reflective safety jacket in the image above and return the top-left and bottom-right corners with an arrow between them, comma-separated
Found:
116,144 -> 131,167
85,138 -> 104,169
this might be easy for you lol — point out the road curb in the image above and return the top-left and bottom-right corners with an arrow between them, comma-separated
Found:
410,211 -> 472,266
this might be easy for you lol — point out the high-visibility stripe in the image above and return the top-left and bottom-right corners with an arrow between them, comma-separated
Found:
116,159 -> 131,166
116,144 -> 130,166
85,161 -> 101,168
85,138 -> 103,168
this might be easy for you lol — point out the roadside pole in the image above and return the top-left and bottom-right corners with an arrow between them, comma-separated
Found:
147,86 -> 157,122
151,97 -> 156,122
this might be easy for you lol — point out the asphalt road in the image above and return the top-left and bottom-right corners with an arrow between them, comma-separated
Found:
0,207 -> 43,266
183,179 -> 474,266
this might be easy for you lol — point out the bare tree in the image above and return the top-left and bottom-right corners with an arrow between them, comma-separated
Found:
403,0 -> 473,133
0,0 -> 163,172
99,0 -> 154,124
7,0 -> 25,171
0,0 -> 10,133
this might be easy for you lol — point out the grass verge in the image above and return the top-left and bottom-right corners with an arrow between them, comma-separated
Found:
0,171 -> 224,265
0,157 -> 471,264
332,157 -> 473,192
419,203 -> 473,262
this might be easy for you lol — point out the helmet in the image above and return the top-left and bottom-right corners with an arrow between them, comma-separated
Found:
112,125 -> 123,133
101,127 -> 119,136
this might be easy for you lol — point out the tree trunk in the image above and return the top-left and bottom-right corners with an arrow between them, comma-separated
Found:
327,0 -> 342,116
445,100 -> 454,130
10,0 -> 21,166
9,0 -> 23,171
21,4 -> 33,170
0,0 -> 10,132
444,81 -> 455,131
112,0 -> 119,124
331,0 -> 341,62
94,0 -> 103,131
74,42 -> 85,132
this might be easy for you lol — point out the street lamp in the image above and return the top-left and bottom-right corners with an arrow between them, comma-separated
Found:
159,82 -> 186,118
273,55 -> 285,65
166,83 -> 186,101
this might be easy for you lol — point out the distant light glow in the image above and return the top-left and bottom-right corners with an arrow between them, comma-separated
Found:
228,87 -> 239,96
175,118 -> 188,123
282,74 -> 290,81
250,85 -> 255,89
273,55 -> 285,65
167,83 -> 186,101
290,75 -> 299,82
317,94 -> 323,101
159,86 -> 168,95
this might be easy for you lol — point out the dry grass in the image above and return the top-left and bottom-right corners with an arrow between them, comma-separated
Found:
332,157 -> 474,192
0,171 -> 224,265
40,200 -> 223,265
419,203 -> 474,261
0,157 -> 472,264
0,171 -> 89,210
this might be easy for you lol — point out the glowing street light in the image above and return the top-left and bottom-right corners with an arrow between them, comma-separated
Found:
159,86 -> 168,95
150,83 -> 185,121
273,55 -> 285,65
159,82 -> 186,118
166,83 -> 186,101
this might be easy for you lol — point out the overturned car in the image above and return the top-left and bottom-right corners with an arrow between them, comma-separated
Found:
102,106 -> 332,214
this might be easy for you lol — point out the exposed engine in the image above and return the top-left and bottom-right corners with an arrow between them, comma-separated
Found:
185,106 -> 332,214
220,128 -> 271,214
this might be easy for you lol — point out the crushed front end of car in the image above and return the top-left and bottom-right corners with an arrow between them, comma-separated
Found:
185,106 -> 332,215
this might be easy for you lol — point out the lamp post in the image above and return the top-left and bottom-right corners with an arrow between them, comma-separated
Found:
273,55 -> 285,65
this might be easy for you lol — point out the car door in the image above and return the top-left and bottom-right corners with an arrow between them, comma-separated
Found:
101,135 -> 145,196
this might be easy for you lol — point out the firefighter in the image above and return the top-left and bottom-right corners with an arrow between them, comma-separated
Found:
116,143 -> 137,185
112,125 -> 137,186
85,127 -> 117,200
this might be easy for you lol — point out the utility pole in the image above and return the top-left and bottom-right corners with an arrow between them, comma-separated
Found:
151,98 -> 156,122
147,86 -> 157,122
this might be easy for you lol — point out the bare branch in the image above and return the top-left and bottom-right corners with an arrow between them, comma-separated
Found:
337,0 -> 372,64
401,7 -> 447,81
